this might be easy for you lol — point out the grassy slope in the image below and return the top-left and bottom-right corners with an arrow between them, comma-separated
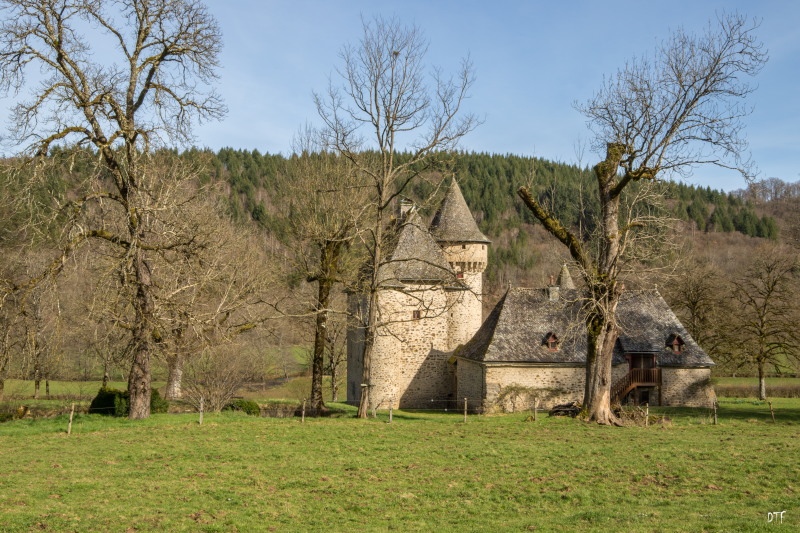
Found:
1,402 -> 799,532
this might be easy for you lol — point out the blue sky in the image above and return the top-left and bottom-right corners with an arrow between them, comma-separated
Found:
3,1 -> 798,192
191,0 -> 799,192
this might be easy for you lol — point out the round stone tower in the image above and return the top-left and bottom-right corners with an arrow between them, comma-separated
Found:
429,180 -> 491,350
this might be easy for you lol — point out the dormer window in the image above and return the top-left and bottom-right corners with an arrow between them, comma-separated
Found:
666,334 -> 684,354
412,310 -> 421,320
543,332 -> 560,351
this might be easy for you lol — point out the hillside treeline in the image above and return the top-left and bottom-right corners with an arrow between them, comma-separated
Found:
209,149 -> 780,277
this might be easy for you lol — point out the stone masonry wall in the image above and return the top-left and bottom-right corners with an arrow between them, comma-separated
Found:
474,364 -> 629,412
455,358 -> 485,411
661,367 -> 716,407
368,285 -> 452,409
446,271 -> 483,350
442,243 -> 486,352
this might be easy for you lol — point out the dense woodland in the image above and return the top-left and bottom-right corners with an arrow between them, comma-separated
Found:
1,148 -> 798,402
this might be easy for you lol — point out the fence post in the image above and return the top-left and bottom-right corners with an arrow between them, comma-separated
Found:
67,403 -> 75,435
768,400 -> 775,423
199,396 -> 204,425
302,399 -> 306,423
388,398 -> 393,424
533,398 -> 538,422
645,403 -> 649,427
463,397 -> 468,423
713,401 -> 718,425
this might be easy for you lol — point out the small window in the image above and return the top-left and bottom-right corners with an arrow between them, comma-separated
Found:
461,244 -> 467,249
543,332 -> 559,351
666,334 -> 684,354
412,310 -> 421,320
456,272 -> 464,279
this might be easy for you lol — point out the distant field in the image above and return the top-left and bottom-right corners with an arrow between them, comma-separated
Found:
713,377 -> 800,398
1,400 -> 799,531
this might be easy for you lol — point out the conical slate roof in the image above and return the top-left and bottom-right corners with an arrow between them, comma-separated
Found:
429,180 -> 490,243
557,264 -> 576,289
378,217 -> 458,287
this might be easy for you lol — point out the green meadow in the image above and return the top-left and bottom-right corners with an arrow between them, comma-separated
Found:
1,400 -> 799,532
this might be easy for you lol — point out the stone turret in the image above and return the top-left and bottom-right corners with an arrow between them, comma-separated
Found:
429,180 -> 491,350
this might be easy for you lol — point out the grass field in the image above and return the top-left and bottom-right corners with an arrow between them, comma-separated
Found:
1,400 -> 799,532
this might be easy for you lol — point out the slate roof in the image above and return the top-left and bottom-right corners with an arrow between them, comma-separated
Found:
557,264 -> 576,289
429,180 -> 491,244
457,287 -> 714,368
377,216 -> 460,288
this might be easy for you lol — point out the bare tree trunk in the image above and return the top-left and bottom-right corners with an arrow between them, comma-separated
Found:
330,358 -> 339,402
310,240 -> 343,411
758,361 -> 767,401
128,253 -> 154,420
45,378 -> 50,399
357,289 -> 379,418
584,311 -> 621,425
357,209 -> 384,419
581,150 -> 624,425
166,353 -> 184,400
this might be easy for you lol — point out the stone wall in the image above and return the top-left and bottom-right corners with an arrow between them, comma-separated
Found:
367,285 -> 453,409
446,272 -> 483,350
455,358 -> 484,411
442,243 -> 486,351
661,367 -> 716,407
456,361 -> 631,412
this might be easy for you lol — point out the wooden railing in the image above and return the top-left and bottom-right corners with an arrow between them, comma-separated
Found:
611,368 -> 662,404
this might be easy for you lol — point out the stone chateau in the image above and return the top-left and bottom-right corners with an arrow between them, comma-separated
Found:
346,180 -> 716,412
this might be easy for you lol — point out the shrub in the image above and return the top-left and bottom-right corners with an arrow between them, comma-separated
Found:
150,389 -> 169,414
224,398 -> 261,416
89,387 -> 128,416
88,387 -> 169,417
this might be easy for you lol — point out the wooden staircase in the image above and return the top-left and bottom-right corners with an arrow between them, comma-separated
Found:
611,368 -> 662,405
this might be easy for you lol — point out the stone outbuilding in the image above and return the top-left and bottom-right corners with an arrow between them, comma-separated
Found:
453,281 -> 716,412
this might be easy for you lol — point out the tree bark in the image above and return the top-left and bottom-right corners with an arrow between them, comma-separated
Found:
583,308 -> 621,425
758,361 -> 767,401
357,209 -> 385,419
166,353 -> 184,400
128,252 -> 154,420
310,240 -> 343,411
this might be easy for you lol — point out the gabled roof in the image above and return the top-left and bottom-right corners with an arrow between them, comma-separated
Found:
616,291 -> 711,367
457,288 -> 601,364
457,288 -> 714,367
429,180 -> 490,244
377,217 -> 459,288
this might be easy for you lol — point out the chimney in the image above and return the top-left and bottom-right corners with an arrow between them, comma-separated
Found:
548,285 -> 560,301
398,198 -> 414,220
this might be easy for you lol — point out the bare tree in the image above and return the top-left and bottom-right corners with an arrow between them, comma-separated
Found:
517,13 -> 766,424
315,16 -> 478,417
729,252 -> 799,400
0,0 -> 224,418
278,132 -> 365,412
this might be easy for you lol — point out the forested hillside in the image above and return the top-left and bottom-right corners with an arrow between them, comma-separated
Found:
209,149 -> 781,289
